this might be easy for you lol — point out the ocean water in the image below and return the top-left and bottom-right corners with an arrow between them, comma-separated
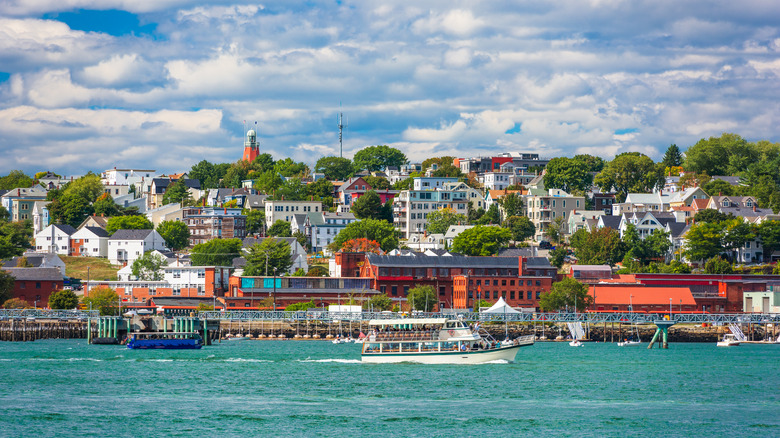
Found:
0,339 -> 778,437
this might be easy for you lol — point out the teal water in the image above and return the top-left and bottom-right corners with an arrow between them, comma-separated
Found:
0,340 -> 778,437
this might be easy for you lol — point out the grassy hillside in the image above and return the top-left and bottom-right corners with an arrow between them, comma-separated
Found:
61,256 -> 119,281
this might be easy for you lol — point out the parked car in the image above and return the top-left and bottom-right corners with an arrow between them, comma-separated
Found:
539,241 -> 553,249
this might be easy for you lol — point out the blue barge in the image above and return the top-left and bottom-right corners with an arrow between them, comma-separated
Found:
127,332 -> 203,349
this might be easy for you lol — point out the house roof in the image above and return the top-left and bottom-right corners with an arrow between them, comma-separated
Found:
81,226 -> 109,238
710,176 -> 743,186
525,257 -> 554,268
151,178 -> 201,194
444,225 -> 477,238
366,254 -> 520,268
78,215 -> 110,229
691,199 -> 709,210
572,265 -> 612,272
598,215 -> 621,230
590,285 -> 696,306
109,229 -> 154,240
2,267 -> 63,281
487,189 -> 524,200
338,177 -> 369,192
52,224 -> 77,235
245,194 -> 268,208
2,253 -> 63,269
497,247 -> 536,257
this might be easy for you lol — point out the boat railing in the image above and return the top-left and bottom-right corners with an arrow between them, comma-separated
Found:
370,330 -> 439,343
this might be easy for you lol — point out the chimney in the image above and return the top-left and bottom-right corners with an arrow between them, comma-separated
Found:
518,256 -> 526,276
753,204 -> 756,212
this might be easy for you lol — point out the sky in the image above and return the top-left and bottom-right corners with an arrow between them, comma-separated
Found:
1,0 -> 779,176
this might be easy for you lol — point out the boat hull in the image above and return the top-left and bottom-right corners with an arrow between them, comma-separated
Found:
361,343 -> 529,364
127,339 -> 203,349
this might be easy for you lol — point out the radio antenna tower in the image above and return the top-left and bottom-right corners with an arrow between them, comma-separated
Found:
338,104 -> 347,158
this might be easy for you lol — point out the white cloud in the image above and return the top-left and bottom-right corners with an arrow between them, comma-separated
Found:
79,54 -> 161,87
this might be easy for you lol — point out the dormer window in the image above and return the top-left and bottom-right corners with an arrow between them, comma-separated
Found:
722,201 -> 729,207
746,200 -> 753,207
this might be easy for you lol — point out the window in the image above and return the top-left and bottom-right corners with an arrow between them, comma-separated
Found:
536,291 -> 541,300
510,291 -> 515,300
510,280 -> 515,286
391,286 -> 398,296
527,280 -> 532,286
403,286 -> 409,296
493,291 -> 498,299
536,280 -> 541,286
36,282 -> 41,289
527,291 -> 532,300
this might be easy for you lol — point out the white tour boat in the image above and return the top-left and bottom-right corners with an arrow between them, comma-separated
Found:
717,333 -> 741,347
361,318 -> 534,364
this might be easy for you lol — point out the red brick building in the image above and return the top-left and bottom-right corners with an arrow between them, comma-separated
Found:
3,267 -> 64,307
360,255 -> 557,310
588,284 -> 697,312
452,257 -> 555,309
227,276 -> 379,309
331,252 -> 366,278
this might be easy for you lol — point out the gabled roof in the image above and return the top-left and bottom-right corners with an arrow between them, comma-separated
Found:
525,257 -> 553,268
444,225 -> 476,239
78,215 -> 110,229
150,178 -> 201,194
624,193 -> 668,204
245,194 -> 267,208
82,226 -> 110,238
665,222 -> 689,238
109,229 -> 154,240
42,224 -> 76,236
338,177 -> 369,193
598,215 -> 621,230
2,253 -> 63,269
2,267 -> 62,281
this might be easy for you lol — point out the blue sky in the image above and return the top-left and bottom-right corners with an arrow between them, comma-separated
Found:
1,0 -> 779,175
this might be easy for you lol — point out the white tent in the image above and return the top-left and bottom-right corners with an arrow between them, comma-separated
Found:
482,297 -> 521,314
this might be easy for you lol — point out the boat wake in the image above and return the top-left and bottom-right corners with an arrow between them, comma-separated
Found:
225,358 -> 272,363
297,358 -> 361,364
472,359 -> 510,365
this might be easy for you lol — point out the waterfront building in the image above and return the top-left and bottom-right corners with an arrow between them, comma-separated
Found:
3,267 -> 63,307
587,283 -> 697,312
452,257 -> 556,309
86,265 -> 232,302
226,276 -> 378,308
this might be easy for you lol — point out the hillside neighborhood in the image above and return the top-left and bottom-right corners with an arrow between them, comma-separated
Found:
1,132 -> 780,315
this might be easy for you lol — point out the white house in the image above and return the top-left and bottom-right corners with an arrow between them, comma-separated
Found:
108,229 -> 168,265
264,200 -> 322,228
34,224 -> 76,255
70,226 -> 109,257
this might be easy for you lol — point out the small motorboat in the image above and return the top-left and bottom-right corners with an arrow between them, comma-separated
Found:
617,338 -> 642,347
717,333 -> 741,347
569,339 -> 583,347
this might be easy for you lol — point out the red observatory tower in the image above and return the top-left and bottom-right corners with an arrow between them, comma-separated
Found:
242,128 -> 259,162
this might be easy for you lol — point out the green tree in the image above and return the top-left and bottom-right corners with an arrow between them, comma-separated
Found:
285,300 -> 317,311
246,210 -> 265,234
573,154 -> 605,173
83,286 -> 121,316
502,215 -> 535,242
250,153 -> 275,174
539,277 -> 592,312
191,238 -> 243,266
315,156 -> 353,180
156,220 -> 191,251
244,238 -> 293,275
49,192 -> 93,227
704,256 -> 733,274
0,270 -> 15,305
292,230 -> 309,252
549,247 -> 567,269
292,268 -> 307,277
426,208 -> 467,235
0,170 -> 33,190
693,210 -> 734,224
722,219 -> 755,261
685,133 -> 754,176
351,190 -> 388,221
594,152 -> 663,202
422,156 -> 454,171
267,220 -> 292,237
757,220 -> 780,259
363,175 -> 391,190
701,179 -> 734,197
63,173 -> 104,202
254,170 -> 284,194
307,178 -> 335,199
473,299 -> 492,311
106,215 -> 153,235
662,144 -> 683,169
498,192 -> 523,218
273,158 -> 309,178
569,228 -> 625,265
162,179 -> 191,205
307,265 -> 328,277
330,219 -> 398,252
223,161 -> 249,188
3,298 -> 29,309
476,204 -> 501,225
407,284 -> 438,312
683,221 -> 725,262
272,179 -> 308,201
131,251 -> 167,280
543,216 -> 567,245
92,193 -> 120,217
0,209 -> 33,259
48,289 -> 79,309
353,145 -> 407,172
452,225 -> 511,256
365,294 -> 392,311
189,160 -> 223,190
543,157 -> 593,194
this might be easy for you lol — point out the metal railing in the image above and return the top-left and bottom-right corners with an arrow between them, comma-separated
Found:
0,309 -> 100,319
197,310 -> 780,324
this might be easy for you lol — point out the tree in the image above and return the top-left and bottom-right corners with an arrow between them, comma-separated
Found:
340,238 -> 383,254
683,221 -> 725,262
307,178 -> 335,199
273,158 -> 309,178
82,286 -> 121,316
250,153 -> 275,174
758,220 -> 780,259
285,300 -> 317,311
0,210 -> 33,260
407,284 -> 437,312
498,192 -> 523,218
473,299 -> 492,311
426,208 -> 467,235
662,144 -> 683,169
693,209 -> 734,224
254,170 -> 284,194
0,270 -> 14,305
315,156 -> 353,180
330,219 -> 398,252
307,265 -> 328,276
352,145 -> 407,172
543,216 -> 567,245
3,298 -> 29,309
365,294 -> 392,311
292,230 -> 309,252
93,193 -> 120,217
272,179 -> 308,201
246,210 -> 265,234
48,289 -> 79,309
476,204 -> 501,225
543,157 -> 593,194
156,220 -> 191,251
569,228 -> 625,265
684,133 -> 749,176
189,160 -> 225,190
162,178 -> 190,205
452,225 -> 511,256
292,268 -> 307,277
573,154 -> 605,173
704,256 -> 732,274
502,216 -> 535,242
539,277 -> 592,312
49,192 -> 93,227
190,238 -> 243,266
363,175 -> 391,190
244,238 -> 293,276
63,173 -> 104,202
549,247 -> 567,269
431,163 -> 463,178
131,251 -> 167,280
106,215 -> 153,235
594,152 -> 663,202
678,172 -> 710,190
722,219 -> 755,261
267,220 -> 292,237
351,190 -> 386,221
0,170 -> 33,190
